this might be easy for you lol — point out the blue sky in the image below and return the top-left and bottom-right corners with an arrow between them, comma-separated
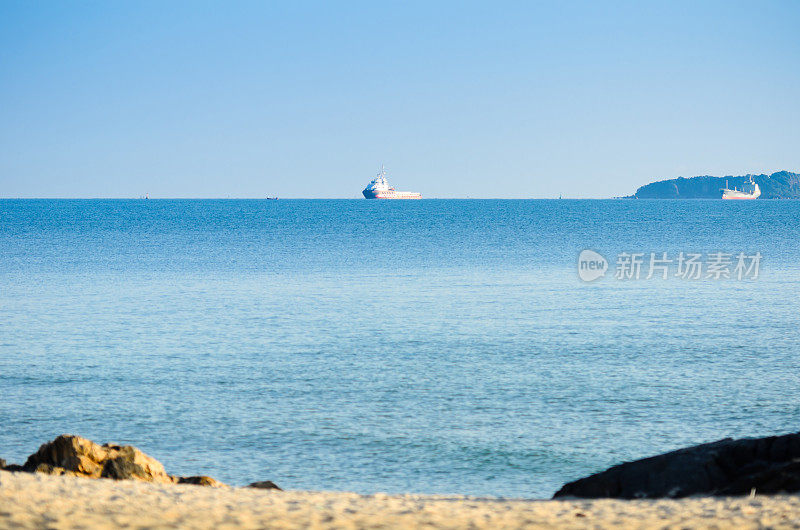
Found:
1,1 -> 798,198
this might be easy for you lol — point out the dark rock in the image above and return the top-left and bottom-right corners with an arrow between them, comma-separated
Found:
554,432 -> 800,499
248,480 -> 282,490
717,460 -> 800,495
2,464 -> 25,472
0,458 -> 5,469
177,475 -> 224,487
101,456 -> 157,481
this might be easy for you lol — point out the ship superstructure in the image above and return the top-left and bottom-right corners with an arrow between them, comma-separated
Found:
362,165 -> 421,199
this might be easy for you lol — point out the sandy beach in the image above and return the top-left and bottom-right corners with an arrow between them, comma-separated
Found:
1,470 -> 799,529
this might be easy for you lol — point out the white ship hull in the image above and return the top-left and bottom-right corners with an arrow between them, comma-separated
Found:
722,177 -> 761,201
722,191 -> 759,200
362,190 -> 421,199
722,182 -> 761,200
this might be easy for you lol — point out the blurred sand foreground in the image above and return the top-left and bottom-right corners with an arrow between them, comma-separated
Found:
2,470 -> 800,529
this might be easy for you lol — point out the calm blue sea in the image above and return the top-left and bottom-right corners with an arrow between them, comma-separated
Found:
1,199 -> 799,497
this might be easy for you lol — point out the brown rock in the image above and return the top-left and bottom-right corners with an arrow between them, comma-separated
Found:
19,434 -> 227,487
24,435 -> 105,477
30,463 -> 80,476
32,463 -> 64,475
177,476 -> 225,487
23,435 -> 173,484
247,480 -> 282,490
99,445 -> 172,484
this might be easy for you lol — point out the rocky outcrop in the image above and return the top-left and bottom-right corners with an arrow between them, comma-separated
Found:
554,432 -> 800,499
3,435 -> 282,491
22,435 -> 173,484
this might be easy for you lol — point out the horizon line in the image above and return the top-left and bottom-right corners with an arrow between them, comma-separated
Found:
0,196 -> 617,200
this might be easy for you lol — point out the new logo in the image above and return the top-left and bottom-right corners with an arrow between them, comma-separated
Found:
578,250 -> 608,282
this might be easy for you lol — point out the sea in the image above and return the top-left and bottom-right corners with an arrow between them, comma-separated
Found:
1,199 -> 799,498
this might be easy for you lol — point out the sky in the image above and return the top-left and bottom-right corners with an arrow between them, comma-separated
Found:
1,1 -> 799,198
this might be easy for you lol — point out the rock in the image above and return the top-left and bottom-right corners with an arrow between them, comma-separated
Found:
177,476 -> 225,487
100,445 -> 172,483
101,456 -> 162,482
553,432 -> 800,499
248,480 -> 282,490
24,435 -> 105,477
23,435 -> 174,485
716,460 -> 800,495
0,458 -> 5,469
15,434 -> 251,489
32,463 -> 70,476
2,464 -> 25,472
175,475 -> 225,488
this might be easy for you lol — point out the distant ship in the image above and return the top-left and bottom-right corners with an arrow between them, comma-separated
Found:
722,176 -> 761,200
362,165 -> 421,199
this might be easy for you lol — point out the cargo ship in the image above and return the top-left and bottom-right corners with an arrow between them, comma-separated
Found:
362,166 -> 421,199
722,176 -> 761,200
